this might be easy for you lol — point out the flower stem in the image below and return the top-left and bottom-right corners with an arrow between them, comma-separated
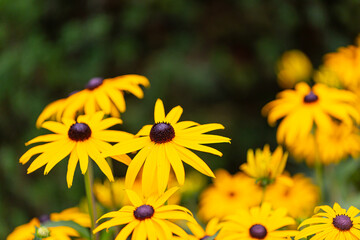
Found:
315,160 -> 324,203
106,158 -> 121,237
84,161 -> 98,240
260,184 -> 267,205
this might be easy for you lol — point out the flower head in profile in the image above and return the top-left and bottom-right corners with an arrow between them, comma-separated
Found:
314,66 -> 343,89
93,187 -> 197,240
265,173 -> 319,219
36,74 -> 149,127
240,144 -> 288,186
198,169 -> 262,221
277,50 -> 313,89
296,203 -> 360,240
20,112 -> 134,187
7,207 -> 90,240
103,99 -> 230,194
220,203 -> 297,240
262,82 -> 359,147
289,122 -> 360,166
187,217 -> 223,240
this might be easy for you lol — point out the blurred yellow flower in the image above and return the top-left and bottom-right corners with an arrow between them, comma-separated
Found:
289,122 -> 360,166
198,169 -> 262,221
36,74 -> 149,128
324,44 -> 360,91
296,203 -> 360,240
262,82 -> 359,147
20,112 -> 133,187
240,144 -> 288,186
7,207 -> 90,240
103,99 -> 230,195
187,218 -> 222,240
220,203 -> 297,240
314,66 -> 343,89
265,173 -> 319,219
94,187 -> 197,240
277,50 -> 312,89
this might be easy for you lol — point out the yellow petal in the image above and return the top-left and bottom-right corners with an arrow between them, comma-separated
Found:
154,99 -> 165,123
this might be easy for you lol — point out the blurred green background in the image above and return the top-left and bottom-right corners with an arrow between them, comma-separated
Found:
2,0 -> 360,238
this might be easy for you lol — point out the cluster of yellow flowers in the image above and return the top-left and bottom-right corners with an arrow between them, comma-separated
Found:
8,35 -> 360,240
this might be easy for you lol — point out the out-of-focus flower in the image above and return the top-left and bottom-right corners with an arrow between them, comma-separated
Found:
220,203 -> 297,240
93,187 -> 197,240
296,203 -> 360,240
265,173 -> 319,219
324,44 -> 360,91
187,218 -> 222,240
36,74 -> 149,127
289,122 -> 360,166
7,207 -> 90,240
314,66 -> 343,89
262,82 -> 359,147
198,169 -> 262,221
240,144 -> 288,186
103,99 -> 230,195
277,50 -> 312,89
20,112 -> 133,187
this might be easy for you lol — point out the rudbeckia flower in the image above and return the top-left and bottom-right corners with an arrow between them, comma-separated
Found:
36,74 -> 149,127
265,173 -> 319,219
187,217 -> 223,240
262,82 -> 359,147
103,99 -> 230,194
220,203 -> 297,240
277,50 -> 313,89
296,203 -> 360,240
240,144 -> 289,186
7,207 -> 90,240
20,112 -> 134,187
93,187 -> 197,240
198,169 -> 262,221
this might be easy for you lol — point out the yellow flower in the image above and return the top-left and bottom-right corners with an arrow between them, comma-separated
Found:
103,99 -> 230,194
187,218 -> 223,240
289,122 -> 360,166
36,74 -> 149,127
262,82 -> 359,147
314,66 -> 343,89
198,169 -> 262,221
265,173 -> 319,219
93,187 -> 197,240
324,44 -> 360,91
277,50 -> 312,89
7,207 -> 90,240
20,112 -> 133,187
240,145 -> 288,185
296,203 -> 360,240
220,203 -> 297,240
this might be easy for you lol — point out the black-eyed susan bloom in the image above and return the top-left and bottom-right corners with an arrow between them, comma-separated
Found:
240,145 -> 289,186
296,203 -> 360,240
220,203 -> 297,240
36,74 -> 149,127
20,112 -> 134,187
7,207 -> 90,240
262,82 -> 359,147
103,99 -> 230,194
93,187 -> 197,240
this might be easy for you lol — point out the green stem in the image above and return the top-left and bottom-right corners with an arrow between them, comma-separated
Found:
315,160 -> 324,203
260,184 -> 267,205
106,158 -> 117,210
84,161 -> 98,240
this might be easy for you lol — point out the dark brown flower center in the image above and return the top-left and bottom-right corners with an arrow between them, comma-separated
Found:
86,77 -> 103,90
68,123 -> 92,141
333,215 -> 353,231
249,224 -> 267,239
304,91 -> 318,103
134,205 -> 155,220
150,122 -> 175,143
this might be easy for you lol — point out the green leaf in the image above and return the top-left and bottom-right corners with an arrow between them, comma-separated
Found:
42,221 -> 91,240
206,230 -> 220,240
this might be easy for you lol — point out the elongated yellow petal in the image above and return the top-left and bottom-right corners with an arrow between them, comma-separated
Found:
94,117 -> 123,131
165,143 -> 185,185
154,187 -> 179,208
77,143 -> 89,174
42,121 -> 68,134
164,106 -> 183,124
95,215 -> 134,233
20,141 -> 58,164
84,95 -> 97,114
94,89 -> 111,114
157,144 -> 170,193
154,99 -> 165,123
144,219 -> 157,240
67,150 -> 79,188
152,218 -> 172,240
44,140 -> 75,174
106,87 -> 126,112
103,137 -> 149,157
175,134 -> 231,144
25,134 -> 64,146
136,125 -> 152,136
165,220 -> 189,238
173,138 -> 223,156
156,205 -> 192,215
142,145 -> 157,196
179,123 -> 225,134
86,140 -> 114,181
125,189 -> 144,206
93,130 -> 134,142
